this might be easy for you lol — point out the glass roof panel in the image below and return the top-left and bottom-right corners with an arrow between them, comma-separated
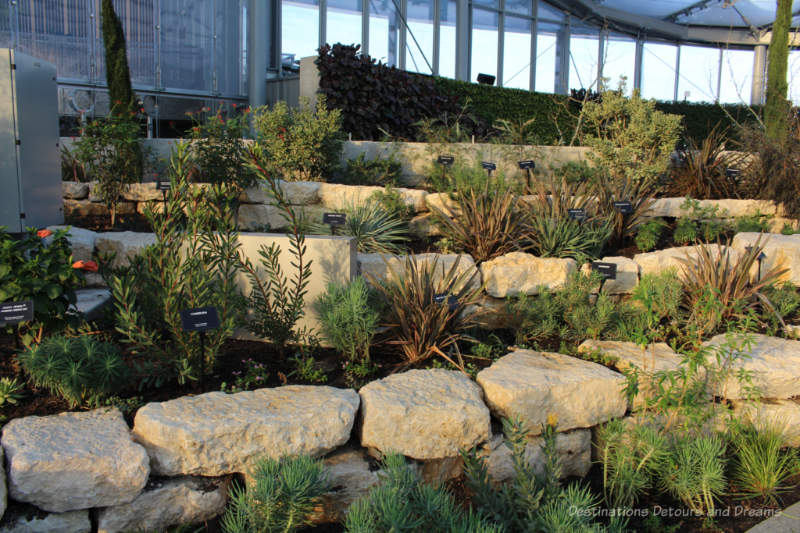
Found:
594,0 -> 695,20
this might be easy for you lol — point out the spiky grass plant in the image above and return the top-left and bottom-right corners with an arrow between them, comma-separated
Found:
430,184 -> 524,263
336,200 -> 410,254
657,435 -> 727,517
221,455 -> 328,533
678,239 -> 786,337
592,173 -> 657,247
365,255 -> 482,371
729,420 -> 799,504
18,334 -> 127,408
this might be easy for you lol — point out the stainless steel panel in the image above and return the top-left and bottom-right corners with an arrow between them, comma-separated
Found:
0,49 -> 22,232
11,49 -> 62,229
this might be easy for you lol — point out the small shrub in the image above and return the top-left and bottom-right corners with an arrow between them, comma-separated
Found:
252,96 -> 344,181
735,213 -> 771,233
222,455 -> 328,533
369,186 -> 415,221
336,200 -> 410,254
366,255 -> 482,370
18,334 -> 128,407
657,435 -> 727,517
628,271 -> 684,337
555,160 -> 600,186
0,377 -> 25,407
729,420 -> 798,504
635,219 -> 666,252
673,217 -> 698,245
428,160 -> 515,195
187,106 -> 256,189
335,153 -> 402,186
313,278 -> 379,364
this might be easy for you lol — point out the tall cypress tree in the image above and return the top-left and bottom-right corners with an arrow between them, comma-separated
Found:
764,0 -> 792,141
101,0 -> 135,113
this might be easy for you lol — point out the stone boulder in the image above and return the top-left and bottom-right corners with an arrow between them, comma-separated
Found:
1,409 -> 149,513
94,232 -> 156,268
579,256 -> 639,294
644,198 -> 779,218
731,399 -> 800,448
237,204 -> 284,231
731,232 -> 800,285
359,369 -> 491,460
121,183 -> 163,202
46,226 -> 97,262
703,334 -> 800,400
240,181 -> 321,205
0,509 -> 90,533
313,448 -> 380,523
358,253 -> 480,291
96,476 -> 230,533
63,200 -> 136,219
633,244 -> 734,279
476,350 -> 628,435
318,183 -> 428,212
483,428 -> 591,482
480,252 -> 577,298
425,193 -> 459,215
132,386 -> 359,476
408,213 -> 442,238
61,182 -> 89,200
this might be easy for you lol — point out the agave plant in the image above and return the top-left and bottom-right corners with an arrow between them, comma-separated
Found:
521,177 -> 612,261
365,255 -> 483,370
678,238 -> 787,337
430,184 -> 524,263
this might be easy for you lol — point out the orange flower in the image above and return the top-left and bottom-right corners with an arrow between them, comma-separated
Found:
37,229 -> 53,238
72,260 -> 99,272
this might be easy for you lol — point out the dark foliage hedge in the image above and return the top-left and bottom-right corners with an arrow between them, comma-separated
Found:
316,45 -> 759,144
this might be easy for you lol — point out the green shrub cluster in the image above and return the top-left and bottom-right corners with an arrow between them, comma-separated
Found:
187,106 -> 256,189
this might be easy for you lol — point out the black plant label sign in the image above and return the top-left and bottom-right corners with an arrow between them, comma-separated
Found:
568,208 -> 587,221
156,180 -> 171,191
481,162 -> 497,171
725,168 -> 741,179
613,201 -> 633,215
323,213 -> 347,226
434,293 -> 459,311
0,300 -> 34,327
180,307 -> 220,332
518,160 -> 535,170
591,262 -> 618,281
437,155 -> 455,166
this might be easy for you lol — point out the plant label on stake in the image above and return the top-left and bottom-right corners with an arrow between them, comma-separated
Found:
481,161 -> 496,177
725,168 -> 741,181
434,293 -> 459,312
180,306 -> 220,391
613,201 -> 633,215
323,212 -> 347,236
591,262 -> 617,295
437,155 -> 454,167
156,179 -> 171,203
745,246 -> 767,282
567,208 -> 587,222
0,300 -> 34,327
518,160 -> 535,190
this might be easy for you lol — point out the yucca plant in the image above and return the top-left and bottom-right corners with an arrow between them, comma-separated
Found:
333,200 -> 410,254
729,420 -> 799,504
592,173 -> 657,247
678,239 -> 786,337
430,184 -> 524,263
365,255 -> 482,370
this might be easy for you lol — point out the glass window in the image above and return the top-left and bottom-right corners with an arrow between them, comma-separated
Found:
719,49 -> 753,104
160,0 -> 214,91
473,0 -> 499,7
677,45 -> 720,102
602,35 -> 635,94
327,0 -> 362,48
535,23 -> 558,93
503,16 -> 531,89
406,0 -> 434,74
641,42 -> 677,101
791,51 -> 800,105
569,28 -> 598,90
438,0 -> 457,77
282,0 -> 320,61
506,0 -> 533,16
471,8 -> 498,83
537,0 -> 565,22
368,0 -> 398,65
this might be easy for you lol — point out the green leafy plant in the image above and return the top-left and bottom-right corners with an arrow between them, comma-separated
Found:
334,200 -> 410,254
369,186 -> 415,221
673,216 -> 698,245
0,227 -> 83,346
111,142 -> 244,387
187,105 -> 256,189
313,278 -> 379,365
18,334 -> 127,408
252,96 -> 344,181
428,160 -> 515,195
430,184 -> 524,263
735,213 -> 771,233
635,218 -> 666,252
366,255 -> 482,370
0,377 -> 25,407
729,420 -> 798,504
220,357 -> 270,393
657,435 -> 727,518
222,455 -> 329,533
60,144 -> 87,182
336,153 -> 403,186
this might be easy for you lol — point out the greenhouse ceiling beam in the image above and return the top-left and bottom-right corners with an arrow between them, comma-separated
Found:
663,0 -> 720,23
554,0 -> 689,39
685,26 -> 800,46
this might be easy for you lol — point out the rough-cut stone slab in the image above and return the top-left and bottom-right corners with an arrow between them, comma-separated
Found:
94,232 -> 156,268
477,350 -> 628,436
645,198 -> 780,218
579,256 -> 638,294
71,289 -> 111,320
46,226 -> 97,262
63,200 -> 136,218
480,252 -> 577,298
240,181 -> 321,205
408,213 -> 441,238
359,369 -> 491,460
1,409 -> 149,513
121,183 -> 163,202
358,252 -> 480,291
133,386 -> 359,476
703,334 -> 800,400
318,183 -> 427,212
61,182 -> 89,200
425,192 -> 459,214
634,244 -> 734,279
0,509 -> 90,533
313,448 -> 380,524
96,476 -> 230,533
732,399 -> 800,448
237,204 -> 284,231
731,232 -> 800,285
745,498 -> 800,532
483,429 -> 591,482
